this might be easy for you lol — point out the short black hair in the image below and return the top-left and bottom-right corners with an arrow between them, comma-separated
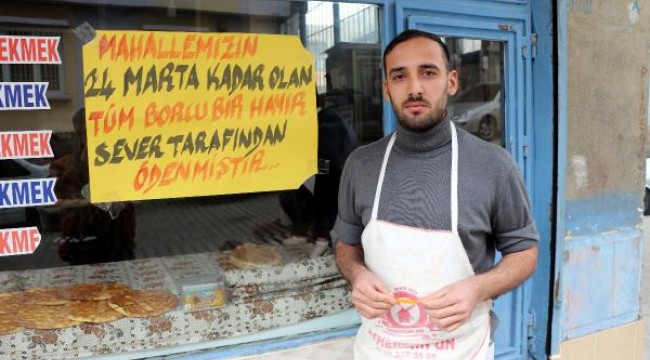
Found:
383,29 -> 451,74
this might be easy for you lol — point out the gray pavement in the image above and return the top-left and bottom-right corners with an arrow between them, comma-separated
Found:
642,216 -> 650,359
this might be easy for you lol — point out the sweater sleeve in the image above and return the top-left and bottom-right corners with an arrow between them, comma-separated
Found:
491,164 -> 539,254
331,153 -> 364,245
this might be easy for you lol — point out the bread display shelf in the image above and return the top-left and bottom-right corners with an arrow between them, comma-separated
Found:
0,246 -> 351,359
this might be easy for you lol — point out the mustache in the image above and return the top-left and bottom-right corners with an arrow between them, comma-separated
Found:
403,95 -> 430,106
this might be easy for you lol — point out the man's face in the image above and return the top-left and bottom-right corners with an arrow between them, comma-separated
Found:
383,37 -> 458,132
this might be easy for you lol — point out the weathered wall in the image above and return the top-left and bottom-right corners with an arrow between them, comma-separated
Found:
560,0 -> 649,341
567,0 -> 647,199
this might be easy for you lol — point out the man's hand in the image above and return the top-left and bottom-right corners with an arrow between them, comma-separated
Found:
418,277 -> 482,332
418,246 -> 538,332
351,269 -> 396,319
335,241 -> 395,319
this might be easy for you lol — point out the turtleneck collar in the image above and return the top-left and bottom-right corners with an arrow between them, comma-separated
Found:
394,114 -> 452,153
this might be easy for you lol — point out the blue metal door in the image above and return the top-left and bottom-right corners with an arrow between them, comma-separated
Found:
392,3 -> 535,360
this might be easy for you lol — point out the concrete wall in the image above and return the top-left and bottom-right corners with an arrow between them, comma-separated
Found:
558,0 -> 649,344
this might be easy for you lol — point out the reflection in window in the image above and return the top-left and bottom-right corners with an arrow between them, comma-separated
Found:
304,2 -> 382,143
446,38 -> 505,145
455,83 -> 500,103
0,0 -> 384,267
0,1 -> 381,358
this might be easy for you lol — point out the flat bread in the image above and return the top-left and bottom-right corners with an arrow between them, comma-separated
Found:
61,283 -> 131,301
64,300 -> 123,323
18,304 -> 81,329
230,243 -> 283,269
108,290 -> 177,317
23,288 -> 69,306
0,314 -> 22,335
0,292 -> 24,315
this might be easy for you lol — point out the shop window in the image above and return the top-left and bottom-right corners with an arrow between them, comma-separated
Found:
447,38 -> 505,145
0,27 -> 65,93
0,1 -> 382,359
0,159 -> 32,178
305,3 -> 383,142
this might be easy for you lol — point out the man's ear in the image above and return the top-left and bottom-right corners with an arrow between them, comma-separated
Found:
447,69 -> 459,96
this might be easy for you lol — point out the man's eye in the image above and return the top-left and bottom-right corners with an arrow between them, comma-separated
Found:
392,74 -> 405,81
422,70 -> 436,77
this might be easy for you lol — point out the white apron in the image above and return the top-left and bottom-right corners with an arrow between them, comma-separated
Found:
354,123 -> 493,360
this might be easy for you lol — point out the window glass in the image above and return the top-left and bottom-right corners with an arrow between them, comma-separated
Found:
9,63 -> 35,82
0,159 -> 32,178
1,27 -> 64,91
446,38 -> 505,146
0,1 -> 382,358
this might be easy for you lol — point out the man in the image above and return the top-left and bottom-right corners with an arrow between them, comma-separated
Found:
52,109 -> 136,265
333,29 -> 538,360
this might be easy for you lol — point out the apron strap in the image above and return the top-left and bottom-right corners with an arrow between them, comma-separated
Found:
371,133 -> 396,220
450,122 -> 458,235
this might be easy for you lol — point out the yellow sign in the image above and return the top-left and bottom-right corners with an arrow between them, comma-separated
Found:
82,31 -> 317,202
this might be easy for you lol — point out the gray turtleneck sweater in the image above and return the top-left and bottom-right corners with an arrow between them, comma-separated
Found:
332,117 -> 538,274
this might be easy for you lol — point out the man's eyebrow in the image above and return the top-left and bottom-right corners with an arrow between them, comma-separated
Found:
388,67 -> 405,75
419,63 -> 440,70
388,63 -> 441,75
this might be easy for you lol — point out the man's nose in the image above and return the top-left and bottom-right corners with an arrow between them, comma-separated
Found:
407,77 -> 423,96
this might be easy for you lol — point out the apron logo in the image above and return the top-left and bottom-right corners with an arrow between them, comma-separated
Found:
384,289 -> 432,330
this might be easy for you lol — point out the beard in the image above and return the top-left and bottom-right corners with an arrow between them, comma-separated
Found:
393,94 -> 447,133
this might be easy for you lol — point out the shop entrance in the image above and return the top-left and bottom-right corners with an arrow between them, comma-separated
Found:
397,7 -> 536,360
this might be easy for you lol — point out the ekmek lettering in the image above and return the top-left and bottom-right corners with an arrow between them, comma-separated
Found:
0,36 -> 61,64
0,227 -> 41,256
0,131 -> 53,159
0,178 -> 57,208
0,82 -> 50,110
